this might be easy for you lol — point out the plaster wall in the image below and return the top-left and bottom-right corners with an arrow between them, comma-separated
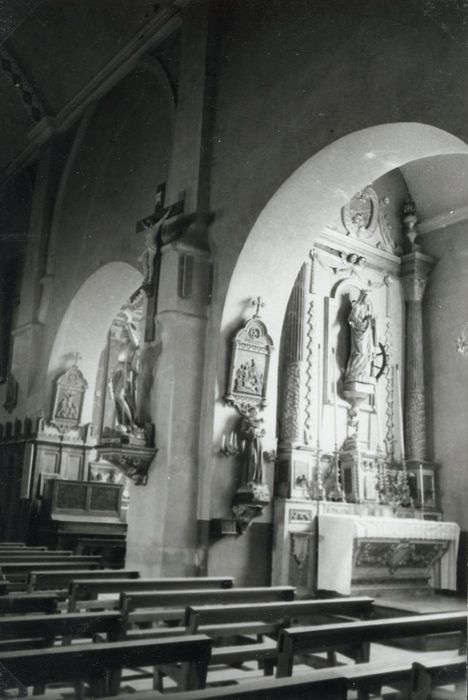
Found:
422,224 -> 468,530
4,67 -> 173,422
201,0 -> 468,582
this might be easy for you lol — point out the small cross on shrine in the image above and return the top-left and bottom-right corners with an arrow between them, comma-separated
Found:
252,296 -> 265,318
136,183 -> 185,342
72,352 -> 82,367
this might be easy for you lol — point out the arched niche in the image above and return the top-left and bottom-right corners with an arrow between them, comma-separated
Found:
207,122 -> 468,519
47,262 -> 142,424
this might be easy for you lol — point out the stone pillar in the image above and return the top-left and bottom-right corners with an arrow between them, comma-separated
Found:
400,251 -> 435,462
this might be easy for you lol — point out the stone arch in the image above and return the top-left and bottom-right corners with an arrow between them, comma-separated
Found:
47,262 -> 142,424
204,122 -> 468,520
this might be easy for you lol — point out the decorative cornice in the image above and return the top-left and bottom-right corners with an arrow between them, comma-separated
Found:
400,251 -> 436,302
4,8 -> 182,178
320,226 -> 401,276
417,204 -> 468,235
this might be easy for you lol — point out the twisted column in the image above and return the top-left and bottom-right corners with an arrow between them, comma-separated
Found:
400,252 -> 435,461
279,263 -> 308,445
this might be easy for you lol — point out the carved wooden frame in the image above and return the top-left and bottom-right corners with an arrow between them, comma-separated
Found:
225,316 -> 273,414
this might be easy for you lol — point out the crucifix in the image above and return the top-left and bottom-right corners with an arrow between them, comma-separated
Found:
136,183 -> 185,342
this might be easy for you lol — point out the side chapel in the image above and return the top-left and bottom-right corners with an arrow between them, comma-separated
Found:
0,0 -> 467,611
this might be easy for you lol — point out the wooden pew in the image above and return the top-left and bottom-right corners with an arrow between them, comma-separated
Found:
84,668 -> 349,700
276,611 -> 468,678
182,597 -> 374,673
0,635 -> 212,696
68,576 -> 235,612
0,610 -> 123,651
138,596 -> 372,689
185,596 -> 374,633
28,568 -> 141,593
0,593 -> 59,615
410,657 -> 466,700
119,586 -> 294,690
0,558 -> 103,591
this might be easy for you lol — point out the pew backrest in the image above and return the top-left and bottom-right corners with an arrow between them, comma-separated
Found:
0,593 -> 59,615
121,587 -> 296,629
185,596 -> 374,631
0,557 -> 103,575
276,611 -> 468,677
410,657 -> 466,700
28,568 -> 140,593
0,552 -> 73,562
0,610 -> 123,646
68,576 -> 235,612
0,635 -> 212,693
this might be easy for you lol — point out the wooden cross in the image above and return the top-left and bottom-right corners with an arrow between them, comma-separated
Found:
252,296 -> 265,317
136,184 -> 185,342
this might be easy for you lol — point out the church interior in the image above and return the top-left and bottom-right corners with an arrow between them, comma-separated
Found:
0,1 -> 466,697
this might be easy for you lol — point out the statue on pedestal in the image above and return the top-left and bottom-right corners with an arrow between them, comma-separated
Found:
344,289 -> 376,384
240,407 -> 265,485
108,318 -> 141,435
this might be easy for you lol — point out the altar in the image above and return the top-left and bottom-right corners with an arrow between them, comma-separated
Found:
272,500 -> 460,598
317,513 -> 459,596
270,206 -> 461,602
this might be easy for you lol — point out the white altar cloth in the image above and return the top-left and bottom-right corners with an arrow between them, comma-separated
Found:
317,513 -> 460,595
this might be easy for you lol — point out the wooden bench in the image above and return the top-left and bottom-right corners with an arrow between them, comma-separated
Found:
276,611 -> 468,678
410,657 -> 466,700
119,586 -> 294,690
0,635 -> 212,696
182,596 -> 374,672
28,568 -> 141,593
68,576 -> 235,612
0,592 -> 59,615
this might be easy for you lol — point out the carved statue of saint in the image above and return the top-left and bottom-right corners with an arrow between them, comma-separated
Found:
344,289 -> 375,383
240,407 -> 266,485
108,319 -> 140,432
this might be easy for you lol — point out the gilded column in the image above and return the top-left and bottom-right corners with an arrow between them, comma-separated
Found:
400,251 -> 435,461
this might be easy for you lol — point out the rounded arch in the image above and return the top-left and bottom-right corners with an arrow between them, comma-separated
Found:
203,122 -> 468,521
47,262 -> 142,423
221,123 -> 468,342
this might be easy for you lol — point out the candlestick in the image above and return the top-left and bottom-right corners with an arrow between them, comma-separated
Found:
328,347 -> 344,502
395,364 -> 406,467
332,347 -> 338,450
419,463 -> 425,507
315,343 -> 326,501
374,389 -> 383,451
316,344 -> 322,448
